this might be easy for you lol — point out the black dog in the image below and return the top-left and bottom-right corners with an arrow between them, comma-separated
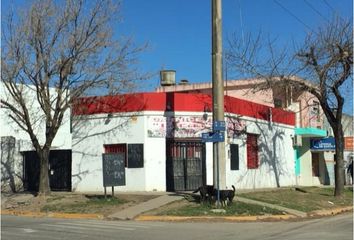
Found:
193,185 -> 214,203
215,185 -> 236,206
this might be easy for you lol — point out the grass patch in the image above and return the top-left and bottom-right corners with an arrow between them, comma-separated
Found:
46,195 -> 66,203
156,200 -> 284,216
239,187 -> 353,212
41,195 -> 127,214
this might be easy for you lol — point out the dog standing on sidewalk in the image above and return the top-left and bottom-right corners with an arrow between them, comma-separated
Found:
193,185 -> 236,206
193,185 -> 214,203
216,185 -> 236,206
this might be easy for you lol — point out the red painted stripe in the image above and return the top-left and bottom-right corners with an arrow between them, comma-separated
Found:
73,92 -> 295,126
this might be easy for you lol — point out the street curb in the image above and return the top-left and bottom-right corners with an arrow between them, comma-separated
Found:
135,206 -> 353,222
1,210 -> 104,220
1,206 -> 352,222
135,214 -> 298,222
308,206 -> 353,217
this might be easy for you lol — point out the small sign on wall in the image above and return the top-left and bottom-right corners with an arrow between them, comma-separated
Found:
310,137 -> 335,151
201,131 -> 225,142
345,137 -> 353,151
128,144 -> 144,168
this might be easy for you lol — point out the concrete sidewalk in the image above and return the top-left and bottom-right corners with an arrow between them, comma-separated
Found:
106,193 -> 308,220
107,194 -> 184,220
2,191 -> 351,221
236,196 -> 307,217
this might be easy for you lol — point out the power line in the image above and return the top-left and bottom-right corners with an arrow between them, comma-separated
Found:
273,0 -> 313,31
304,0 -> 329,23
237,0 -> 245,46
322,0 -> 335,12
322,0 -> 347,22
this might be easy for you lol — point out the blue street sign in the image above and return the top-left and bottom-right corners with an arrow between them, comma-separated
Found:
201,131 -> 225,142
310,137 -> 335,151
213,121 -> 226,131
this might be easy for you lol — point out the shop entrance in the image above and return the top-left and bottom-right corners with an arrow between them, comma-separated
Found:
23,150 -> 72,192
166,140 -> 206,191
312,152 -> 320,177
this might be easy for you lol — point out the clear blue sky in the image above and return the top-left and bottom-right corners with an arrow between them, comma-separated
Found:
2,0 -> 353,113
119,0 -> 353,114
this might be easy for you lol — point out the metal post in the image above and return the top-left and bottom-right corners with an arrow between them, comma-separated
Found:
212,0 -> 226,206
112,186 -> 114,197
216,143 -> 220,207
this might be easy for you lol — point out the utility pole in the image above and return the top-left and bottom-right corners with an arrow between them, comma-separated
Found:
212,0 -> 226,204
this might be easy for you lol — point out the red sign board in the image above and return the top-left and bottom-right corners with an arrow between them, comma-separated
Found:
345,137 -> 353,151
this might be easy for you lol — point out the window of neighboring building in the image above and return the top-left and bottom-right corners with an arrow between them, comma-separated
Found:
274,98 -> 283,108
230,144 -> 239,170
104,143 -> 144,168
312,101 -> 320,122
247,134 -> 259,169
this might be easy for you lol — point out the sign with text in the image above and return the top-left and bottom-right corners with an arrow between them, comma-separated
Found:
102,153 -> 126,187
345,137 -> 353,151
147,116 -> 246,138
310,137 -> 335,151
147,116 -> 211,138
128,144 -> 144,168
213,121 -> 226,131
201,131 -> 225,142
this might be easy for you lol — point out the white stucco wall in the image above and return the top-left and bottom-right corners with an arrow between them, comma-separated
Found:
224,116 -> 295,189
143,136 -> 166,191
0,82 -> 72,150
72,110 -> 295,192
0,82 -> 71,191
72,113 -> 148,192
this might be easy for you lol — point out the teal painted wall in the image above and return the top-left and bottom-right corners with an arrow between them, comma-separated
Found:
295,148 -> 300,176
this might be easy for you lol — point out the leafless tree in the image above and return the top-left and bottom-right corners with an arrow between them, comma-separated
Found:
226,18 -> 353,197
1,0 -> 148,195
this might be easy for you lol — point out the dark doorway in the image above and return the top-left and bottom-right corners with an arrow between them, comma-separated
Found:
312,152 -> 320,177
23,150 -> 72,192
166,140 -> 206,191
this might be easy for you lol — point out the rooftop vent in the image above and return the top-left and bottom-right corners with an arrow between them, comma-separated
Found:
179,79 -> 189,85
160,70 -> 176,86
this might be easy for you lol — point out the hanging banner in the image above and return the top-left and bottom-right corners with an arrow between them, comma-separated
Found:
147,115 -> 246,138
147,116 -> 212,138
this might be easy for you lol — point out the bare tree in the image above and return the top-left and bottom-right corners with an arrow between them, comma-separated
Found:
1,0 -> 148,195
226,18 -> 353,197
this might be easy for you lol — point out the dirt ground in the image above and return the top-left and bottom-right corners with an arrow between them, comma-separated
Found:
1,192 -> 160,216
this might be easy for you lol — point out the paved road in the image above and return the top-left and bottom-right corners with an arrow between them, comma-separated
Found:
1,213 -> 353,240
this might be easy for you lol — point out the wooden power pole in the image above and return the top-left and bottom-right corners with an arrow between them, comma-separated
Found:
212,0 -> 226,198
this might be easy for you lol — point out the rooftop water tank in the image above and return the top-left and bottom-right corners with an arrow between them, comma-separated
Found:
160,70 -> 176,86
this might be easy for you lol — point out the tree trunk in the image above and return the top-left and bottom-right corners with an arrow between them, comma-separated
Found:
38,148 -> 51,195
334,126 -> 345,197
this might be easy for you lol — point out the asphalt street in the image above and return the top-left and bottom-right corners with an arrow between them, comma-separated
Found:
1,213 -> 353,240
